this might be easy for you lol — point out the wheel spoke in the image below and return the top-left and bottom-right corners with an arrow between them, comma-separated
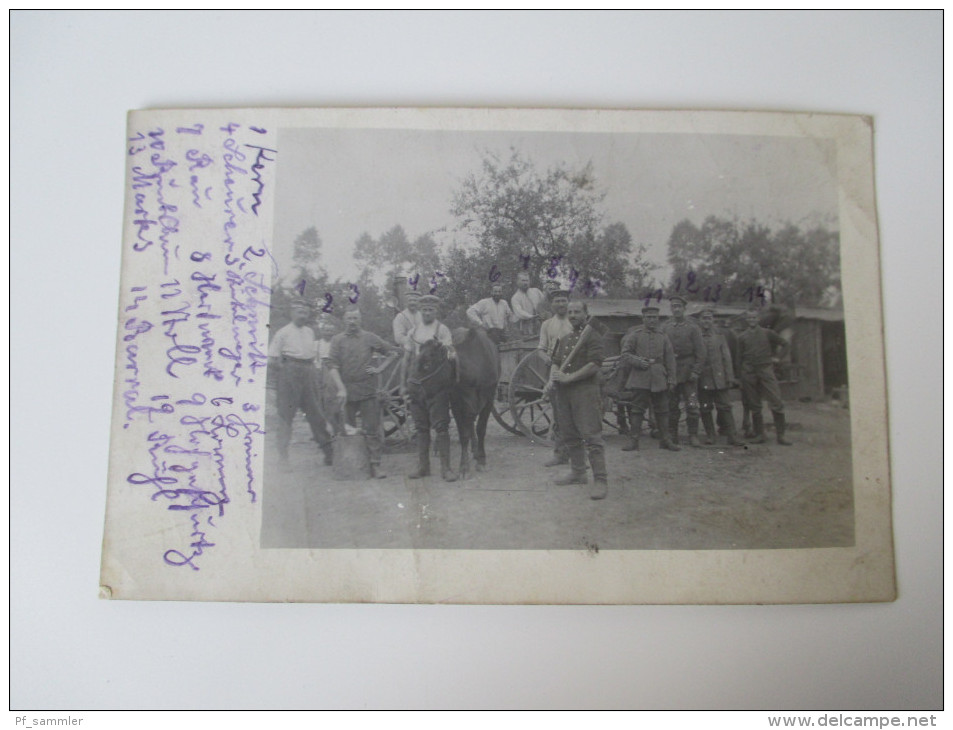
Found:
514,396 -> 548,409
526,364 -> 548,385
529,408 -> 553,430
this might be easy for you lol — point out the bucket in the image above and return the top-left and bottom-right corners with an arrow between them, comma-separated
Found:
332,433 -> 371,481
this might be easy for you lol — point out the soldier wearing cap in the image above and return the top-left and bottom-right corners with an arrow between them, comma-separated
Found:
662,295 -> 706,447
538,289 -> 574,467
737,307 -> 792,445
619,305 -> 680,452
401,294 -> 459,481
326,307 -> 402,479
268,300 -> 334,468
546,300 -> 610,500
392,290 -> 423,347
697,306 -> 745,446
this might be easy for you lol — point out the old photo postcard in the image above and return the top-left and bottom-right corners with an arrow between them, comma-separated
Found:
100,107 -> 894,603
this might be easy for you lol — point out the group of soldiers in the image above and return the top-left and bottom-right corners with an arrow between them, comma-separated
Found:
268,292 -> 458,480
535,290 -> 793,500
269,275 -> 793,500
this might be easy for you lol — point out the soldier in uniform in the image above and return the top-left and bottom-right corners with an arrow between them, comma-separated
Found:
401,294 -> 459,482
538,289 -> 574,468
547,300 -> 610,500
619,306 -> 680,452
326,308 -> 402,479
268,300 -> 334,468
697,307 -> 745,446
737,308 -> 793,445
662,295 -> 706,447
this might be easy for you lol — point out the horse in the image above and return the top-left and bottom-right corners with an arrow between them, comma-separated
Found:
408,328 -> 500,479
449,326 -> 500,477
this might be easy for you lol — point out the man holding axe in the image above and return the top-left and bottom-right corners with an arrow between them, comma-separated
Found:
546,300 -> 611,500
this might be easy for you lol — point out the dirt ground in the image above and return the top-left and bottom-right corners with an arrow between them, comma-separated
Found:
259,398 -> 853,551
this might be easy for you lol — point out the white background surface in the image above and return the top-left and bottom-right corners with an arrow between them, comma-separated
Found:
10,10 -> 942,710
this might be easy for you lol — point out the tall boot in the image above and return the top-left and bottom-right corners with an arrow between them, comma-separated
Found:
700,411 -> 716,445
544,446 -> 569,467
320,441 -> 334,466
773,411 -> 793,446
656,410 -> 681,451
555,446 -> 588,485
587,447 -> 609,500
408,432 -> 431,479
723,411 -> 745,446
742,408 -> 754,439
687,415 -> 702,447
436,432 -> 458,482
749,411 -> 766,444
621,412 -> 642,451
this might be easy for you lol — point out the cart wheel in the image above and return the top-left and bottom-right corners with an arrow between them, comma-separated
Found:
377,355 -> 413,445
491,400 -> 523,436
507,350 -> 555,446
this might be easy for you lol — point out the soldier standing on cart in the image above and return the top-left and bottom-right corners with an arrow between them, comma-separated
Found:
511,272 -> 546,337
466,283 -> 515,346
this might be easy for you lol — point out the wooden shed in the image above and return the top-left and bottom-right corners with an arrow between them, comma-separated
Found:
587,298 -> 846,401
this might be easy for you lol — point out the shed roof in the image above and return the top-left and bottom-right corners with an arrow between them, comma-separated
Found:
586,298 -> 843,322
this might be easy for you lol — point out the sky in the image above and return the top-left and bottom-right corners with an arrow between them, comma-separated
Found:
272,127 -> 839,284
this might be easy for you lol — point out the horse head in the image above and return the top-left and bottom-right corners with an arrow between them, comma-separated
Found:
413,337 -> 449,380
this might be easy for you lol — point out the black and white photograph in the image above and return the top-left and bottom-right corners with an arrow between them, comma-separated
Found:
261,125 -> 853,553
97,106 -> 892,605
17,10 -> 939,713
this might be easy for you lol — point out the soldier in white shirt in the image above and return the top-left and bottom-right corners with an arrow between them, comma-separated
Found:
268,301 -> 333,468
466,283 -> 515,345
402,295 -> 458,481
392,290 -> 423,347
511,272 -> 546,337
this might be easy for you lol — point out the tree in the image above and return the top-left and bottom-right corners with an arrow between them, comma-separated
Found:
353,225 -> 442,280
451,148 -> 604,277
568,222 -> 657,298
449,148 -> 655,302
664,215 -> 840,307
291,226 -> 326,281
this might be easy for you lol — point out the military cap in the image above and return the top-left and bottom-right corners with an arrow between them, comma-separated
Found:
549,289 -> 571,300
404,290 -> 421,298
289,298 -> 311,310
418,294 -> 441,306
642,305 -> 661,314
669,295 -> 688,306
